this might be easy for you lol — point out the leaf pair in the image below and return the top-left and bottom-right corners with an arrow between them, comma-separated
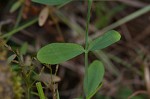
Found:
37,30 -> 121,64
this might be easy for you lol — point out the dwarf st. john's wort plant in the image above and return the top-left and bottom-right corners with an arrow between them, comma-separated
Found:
32,0 -> 121,99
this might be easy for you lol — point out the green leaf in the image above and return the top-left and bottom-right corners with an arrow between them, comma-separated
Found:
20,42 -> 28,55
37,43 -> 84,64
32,0 -> 72,6
10,1 -> 22,13
7,54 -> 17,64
88,30 -> 121,51
36,82 -> 46,99
84,60 -> 105,98
117,87 -> 132,99
56,90 -> 60,99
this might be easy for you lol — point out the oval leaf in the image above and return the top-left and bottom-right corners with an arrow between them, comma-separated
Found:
88,30 -> 121,51
7,54 -> 17,64
84,60 -> 105,98
10,1 -> 22,13
32,0 -> 72,6
37,43 -> 84,64
39,7 -> 49,26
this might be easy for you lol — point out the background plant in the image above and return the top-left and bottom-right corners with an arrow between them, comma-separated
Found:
1,0 -> 149,99
33,0 -> 121,99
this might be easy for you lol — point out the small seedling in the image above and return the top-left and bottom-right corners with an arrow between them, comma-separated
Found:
32,0 -> 121,99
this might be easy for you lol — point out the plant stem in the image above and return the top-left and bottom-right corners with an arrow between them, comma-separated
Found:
91,5 -> 150,39
56,0 -> 72,9
85,0 -> 92,50
36,82 -> 45,99
2,17 -> 38,38
1,1 -> 70,39
27,87 -> 30,99
14,4 -> 24,28
84,0 -> 92,98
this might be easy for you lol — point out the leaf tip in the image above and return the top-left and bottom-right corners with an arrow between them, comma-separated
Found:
111,30 -> 121,41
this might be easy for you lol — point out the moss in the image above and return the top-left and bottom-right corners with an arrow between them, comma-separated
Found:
0,62 -> 23,99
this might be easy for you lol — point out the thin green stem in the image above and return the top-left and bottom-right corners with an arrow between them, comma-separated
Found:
36,82 -> 45,99
27,87 -> 30,99
91,5 -> 150,39
85,0 -> 92,50
103,5 -> 150,32
84,0 -> 92,98
2,17 -> 38,38
1,1 -> 71,39
56,0 -> 72,9
14,4 -> 24,28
